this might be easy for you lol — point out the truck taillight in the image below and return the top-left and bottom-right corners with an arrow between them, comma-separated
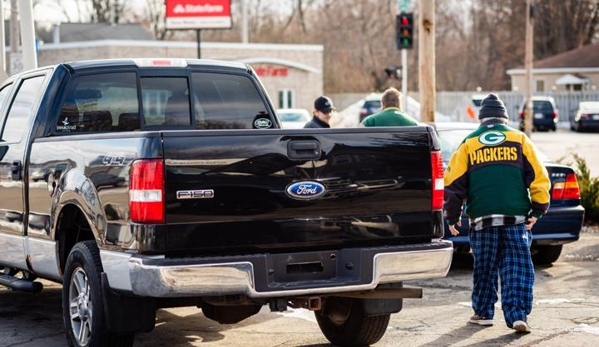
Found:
551,173 -> 581,200
130,159 -> 165,224
552,110 -> 558,119
431,151 -> 444,210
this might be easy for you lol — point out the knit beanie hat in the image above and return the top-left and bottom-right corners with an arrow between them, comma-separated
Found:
478,93 -> 508,119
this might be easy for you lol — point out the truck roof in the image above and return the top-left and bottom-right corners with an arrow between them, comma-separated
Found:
62,58 -> 249,72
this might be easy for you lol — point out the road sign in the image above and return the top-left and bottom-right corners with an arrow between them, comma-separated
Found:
166,0 -> 232,30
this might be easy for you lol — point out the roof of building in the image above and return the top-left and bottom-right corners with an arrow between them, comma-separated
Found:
534,42 -> 599,69
58,23 -> 155,42
507,42 -> 599,75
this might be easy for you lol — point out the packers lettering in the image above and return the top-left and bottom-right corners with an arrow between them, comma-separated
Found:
469,146 -> 518,165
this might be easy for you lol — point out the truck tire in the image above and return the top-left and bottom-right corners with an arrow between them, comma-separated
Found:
533,245 -> 563,265
63,241 -> 134,347
315,297 -> 390,347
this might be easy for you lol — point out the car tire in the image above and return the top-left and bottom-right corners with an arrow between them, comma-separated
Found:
315,297 -> 390,347
532,245 -> 563,265
63,241 -> 135,347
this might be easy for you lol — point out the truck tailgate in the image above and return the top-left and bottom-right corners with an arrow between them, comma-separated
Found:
162,127 -> 442,255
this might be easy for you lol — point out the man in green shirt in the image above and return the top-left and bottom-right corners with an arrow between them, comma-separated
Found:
360,88 -> 418,127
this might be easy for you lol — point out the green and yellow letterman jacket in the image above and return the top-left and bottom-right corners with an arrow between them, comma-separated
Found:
443,120 -> 551,229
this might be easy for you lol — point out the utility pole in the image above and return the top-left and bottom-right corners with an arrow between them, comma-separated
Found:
419,0 -> 435,123
0,0 -> 7,80
524,0 -> 534,137
242,0 -> 248,43
9,0 -> 22,75
19,0 -> 37,71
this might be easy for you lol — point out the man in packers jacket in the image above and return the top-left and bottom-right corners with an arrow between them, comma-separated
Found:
443,94 -> 550,334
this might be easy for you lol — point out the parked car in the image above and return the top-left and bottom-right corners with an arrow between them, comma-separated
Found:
358,93 -> 382,122
277,108 -> 310,129
570,101 -> 599,132
435,122 -> 584,265
518,96 -> 559,131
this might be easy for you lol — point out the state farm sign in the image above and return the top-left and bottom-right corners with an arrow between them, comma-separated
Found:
166,0 -> 232,30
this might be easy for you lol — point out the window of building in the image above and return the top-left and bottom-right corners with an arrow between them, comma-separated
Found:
535,79 -> 545,93
278,89 -> 295,109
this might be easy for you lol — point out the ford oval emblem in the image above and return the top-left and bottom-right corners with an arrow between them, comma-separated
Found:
286,181 -> 326,200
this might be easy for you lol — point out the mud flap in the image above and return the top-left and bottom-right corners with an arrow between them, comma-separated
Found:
101,273 -> 157,333
361,298 -> 403,316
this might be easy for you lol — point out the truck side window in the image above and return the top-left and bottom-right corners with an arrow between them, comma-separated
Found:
191,73 -> 270,129
56,72 -> 138,133
1,76 -> 45,143
140,77 -> 191,126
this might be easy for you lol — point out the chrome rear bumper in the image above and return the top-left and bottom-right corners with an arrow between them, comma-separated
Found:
101,240 -> 453,298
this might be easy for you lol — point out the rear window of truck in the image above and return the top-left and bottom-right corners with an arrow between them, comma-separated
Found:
55,71 -> 270,134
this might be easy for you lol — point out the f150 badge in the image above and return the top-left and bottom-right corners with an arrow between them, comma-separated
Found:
286,181 -> 326,200
177,190 -> 215,200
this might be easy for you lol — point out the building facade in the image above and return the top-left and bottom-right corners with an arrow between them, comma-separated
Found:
507,42 -> 599,93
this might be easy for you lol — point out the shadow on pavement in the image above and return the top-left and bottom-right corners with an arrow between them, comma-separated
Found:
422,323 -> 526,347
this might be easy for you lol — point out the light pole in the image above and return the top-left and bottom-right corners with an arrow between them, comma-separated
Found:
524,0 -> 534,136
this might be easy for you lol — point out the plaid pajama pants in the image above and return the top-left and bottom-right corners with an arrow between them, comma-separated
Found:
469,223 -> 535,328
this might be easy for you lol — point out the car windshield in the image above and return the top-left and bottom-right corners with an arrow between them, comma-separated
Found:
523,100 -> 553,112
437,127 -> 550,165
363,100 -> 381,109
279,112 -> 308,122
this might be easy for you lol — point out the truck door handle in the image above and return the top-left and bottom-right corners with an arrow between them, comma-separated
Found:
11,160 -> 22,180
287,140 -> 322,160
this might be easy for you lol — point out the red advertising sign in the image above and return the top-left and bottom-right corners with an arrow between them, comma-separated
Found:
166,0 -> 232,30
254,66 -> 289,77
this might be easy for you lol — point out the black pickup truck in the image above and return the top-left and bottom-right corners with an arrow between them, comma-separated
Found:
0,59 -> 452,347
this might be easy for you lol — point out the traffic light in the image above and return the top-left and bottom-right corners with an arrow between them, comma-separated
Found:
396,12 -> 414,50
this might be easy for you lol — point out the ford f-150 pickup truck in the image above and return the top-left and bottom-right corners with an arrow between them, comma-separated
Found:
0,58 -> 452,347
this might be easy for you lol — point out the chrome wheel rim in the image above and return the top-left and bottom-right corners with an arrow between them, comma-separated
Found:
69,267 -> 93,346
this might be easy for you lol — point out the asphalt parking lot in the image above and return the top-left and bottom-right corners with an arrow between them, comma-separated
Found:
2,227 -> 598,347
1,128 -> 598,347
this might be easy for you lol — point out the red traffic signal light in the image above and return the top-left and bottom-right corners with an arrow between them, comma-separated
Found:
396,12 -> 414,50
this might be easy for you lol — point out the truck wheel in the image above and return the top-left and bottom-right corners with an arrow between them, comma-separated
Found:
63,241 -> 134,347
315,297 -> 390,347
533,245 -> 563,265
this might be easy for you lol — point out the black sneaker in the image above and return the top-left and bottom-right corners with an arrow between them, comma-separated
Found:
469,314 -> 493,326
